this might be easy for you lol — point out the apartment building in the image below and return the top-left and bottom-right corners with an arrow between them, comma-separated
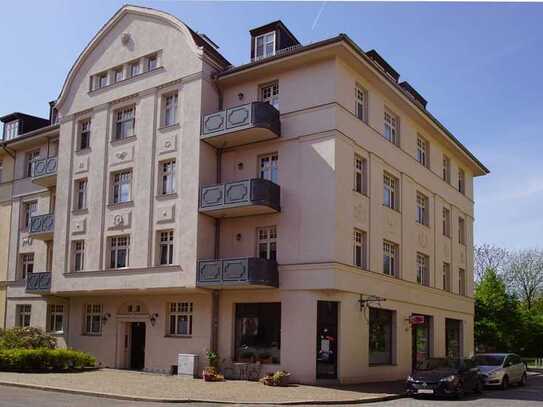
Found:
0,6 -> 488,383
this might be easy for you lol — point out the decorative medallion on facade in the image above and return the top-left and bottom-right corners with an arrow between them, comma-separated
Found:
157,204 -> 175,223
158,134 -> 177,155
121,32 -> 132,46
108,211 -> 131,230
22,237 -> 33,247
75,157 -> 89,174
72,218 -> 86,235
418,232 -> 428,249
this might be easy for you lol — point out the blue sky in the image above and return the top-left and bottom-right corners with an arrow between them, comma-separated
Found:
1,1 -> 542,249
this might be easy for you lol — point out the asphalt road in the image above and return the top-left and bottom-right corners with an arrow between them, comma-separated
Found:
1,373 -> 542,407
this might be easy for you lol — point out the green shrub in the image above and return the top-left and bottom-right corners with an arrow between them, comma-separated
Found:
0,348 -> 96,372
0,327 -> 56,350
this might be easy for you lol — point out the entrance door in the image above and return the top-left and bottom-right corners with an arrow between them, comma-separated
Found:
316,301 -> 338,379
411,315 -> 431,371
130,322 -> 146,370
445,319 -> 461,359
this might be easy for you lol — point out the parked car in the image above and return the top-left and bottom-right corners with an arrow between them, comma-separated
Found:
406,358 -> 483,398
474,353 -> 527,389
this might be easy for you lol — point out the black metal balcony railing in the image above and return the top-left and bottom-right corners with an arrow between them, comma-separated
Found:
200,178 -> 280,217
32,157 -> 57,178
26,272 -> 52,292
197,257 -> 278,288
29,214 -> 54,236
201,102 -> 281,148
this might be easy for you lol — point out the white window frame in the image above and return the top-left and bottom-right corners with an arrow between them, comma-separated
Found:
260,82 -> 279,110
72,240 -> 85,272
458,217 -> 466,245
159,159 -> 176,195
146,54 -> 158,71
416,252 -> 430,286
416,136 -> 429,168
416,192 -> 429,226
25,149 -> 40,178
254,31 -> 276,60
129,61 -> 140,78
21,201 -> 37,231
383,172 -> 398,210
113,106 -> 135,141
48,304 -> 64,333
355,85 -> 368,122
16,304 -> 31,327
443,262 -> 451,292
111,170 -> 132,204
78,119 -> 91,150
158,230 -> 174,265
163,92 -> 178,127
353,229 -> 367,269
459,268 -> 466,296
20,253 -> 34,280
383,240 -> 398,277
74,178 -> 88,210
259,153 -> 278,183
442,154 -> 451,183
84,304 -> 103,336
384,109 -> 399,146
443,207 -> 451,237
97,72 -> 108,89
167,302 -> 193,336
113,66 -> 124,83
458,168 -> 466,194
4,120 -> 19,140
256,226 -> 277,261
109,235 -> 130,269
354,154 -> 367,195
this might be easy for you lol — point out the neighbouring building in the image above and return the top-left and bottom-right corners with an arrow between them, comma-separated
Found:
0,6 -> 488,383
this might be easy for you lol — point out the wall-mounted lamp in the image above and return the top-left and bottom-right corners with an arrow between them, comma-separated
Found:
238,92 -> 244,100
237,162 -> 244,170
102,313 -> 112,324
236,233 -> 242,242
150,313 -> 159,327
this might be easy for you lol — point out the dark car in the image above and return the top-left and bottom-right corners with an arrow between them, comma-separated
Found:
406,358 -> 483,398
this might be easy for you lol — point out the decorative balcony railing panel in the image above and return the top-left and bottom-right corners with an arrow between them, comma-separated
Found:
201,102 -> 280,148
26,272 -> 52,292
29,214 -> 54,239
31,157 -> 57,186
197,257 -> 278,288
200,178 -> 280,218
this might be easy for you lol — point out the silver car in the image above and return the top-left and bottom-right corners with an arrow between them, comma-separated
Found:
475,353 -> 527,389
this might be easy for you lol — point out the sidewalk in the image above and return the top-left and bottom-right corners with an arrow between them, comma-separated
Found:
0,369 -> 405,404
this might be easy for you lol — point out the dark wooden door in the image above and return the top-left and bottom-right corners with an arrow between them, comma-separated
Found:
130,322 -> 146,370
316,301 -> 338,379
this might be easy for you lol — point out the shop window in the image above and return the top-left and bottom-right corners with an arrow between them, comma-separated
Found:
369,308 -> 394,365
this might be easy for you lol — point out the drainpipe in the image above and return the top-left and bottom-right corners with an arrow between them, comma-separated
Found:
210,145 -> 223,354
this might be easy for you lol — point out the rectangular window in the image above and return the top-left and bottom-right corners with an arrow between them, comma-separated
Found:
416,192 -> 429,226
159,230 -> 174,265
22,201 -> 37,231
19,253 -> 34,280
384,110 -> 399,146
168,302 -> 193,336
353,229 -> 367,269
416,253 -> 430,286
111,170 -> 132,204
48,304 -> 64,333
114,106 -> 135,140
369,308 -> 394,365
458,168 -> 466,194
130,62 -> 140,77
355,85 -> 368,122
163,93 -> 178,127
442,207 -> 451,237
74,179 -> 87,210
255,32 -> 276,60
259,153 -> 278,183
4,120 -> 19,140
113,67 -> 123,83
78,119 -> 91,150
72,240 -> 85,272
97,72 -> 108,89
16,304 -> 31,327
383,240 -> 398,277
383,172 -> 398,210
443,262 -> 451,292
84,304 -> 103,335
159,160 -> 176,195
25,149 -> 40,177
416,136 -> 429,168
458,217 -> 466,245
147,54 -> 158,71
235,302 -> 281,364
442,154 -> 451,183
459,268 -> 466,296
260,82 -> 279,110
257,226 -> 277,261
109,235 -> 130,269
354,154 -> 367,195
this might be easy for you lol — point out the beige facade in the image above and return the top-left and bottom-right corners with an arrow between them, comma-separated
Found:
1,6 -> 487,383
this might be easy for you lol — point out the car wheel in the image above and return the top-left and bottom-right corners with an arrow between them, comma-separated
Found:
501,375 -> 509,390
519,373 -> 527,387
473,379 -> 483,394
456,381 -> 465,399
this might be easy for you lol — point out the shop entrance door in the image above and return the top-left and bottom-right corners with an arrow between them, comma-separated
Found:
316,301 -> 338,379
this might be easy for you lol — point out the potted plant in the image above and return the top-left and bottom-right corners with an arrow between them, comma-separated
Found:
260,370 -> 290,386
202,351 -> 224,382
257,352 -> 273,364
238,350 -> 255,363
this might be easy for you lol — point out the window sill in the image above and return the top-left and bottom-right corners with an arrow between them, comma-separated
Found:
158,123 -> 180,132
352,189 -> 369,198
88,66 -> 164,95
382,205 -> 401,214
369,363 -> 397,367
156,193 -> 178,201
48,331 -> 65,336
110,135 -> 137,146
72,208 -> 89,215
416,222 -> 430,229
75,148 -> 91,155
165,334 -> 192,339
107,201 -> 134,210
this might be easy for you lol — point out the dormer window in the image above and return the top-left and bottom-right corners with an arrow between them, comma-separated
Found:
255,32 -> 276,60
97,73 -> 108,89
114,67 -> 124,83
146,54 -> 158,71
3,120 -> 19,140
130,62 -> 140,78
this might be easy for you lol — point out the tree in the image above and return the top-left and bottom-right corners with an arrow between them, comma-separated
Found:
474,244 -> 508,281
504,249 -> 543,311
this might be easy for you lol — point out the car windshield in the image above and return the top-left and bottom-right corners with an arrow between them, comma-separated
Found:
474,355 -> 505,366
416,358 -> 461,371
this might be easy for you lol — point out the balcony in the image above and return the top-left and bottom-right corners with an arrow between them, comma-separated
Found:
29,214 -> 54,240
26,272 -> 52,293
197,257 -> 278,288
201,102 -> 280,148
32,157 -> 57,187
200,178 -> 280,218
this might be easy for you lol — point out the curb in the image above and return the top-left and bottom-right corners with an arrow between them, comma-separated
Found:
0,380 -> 406,405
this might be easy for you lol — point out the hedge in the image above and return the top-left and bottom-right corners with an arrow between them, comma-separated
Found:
0,327 -> 56,350
0,348 -> 96,372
